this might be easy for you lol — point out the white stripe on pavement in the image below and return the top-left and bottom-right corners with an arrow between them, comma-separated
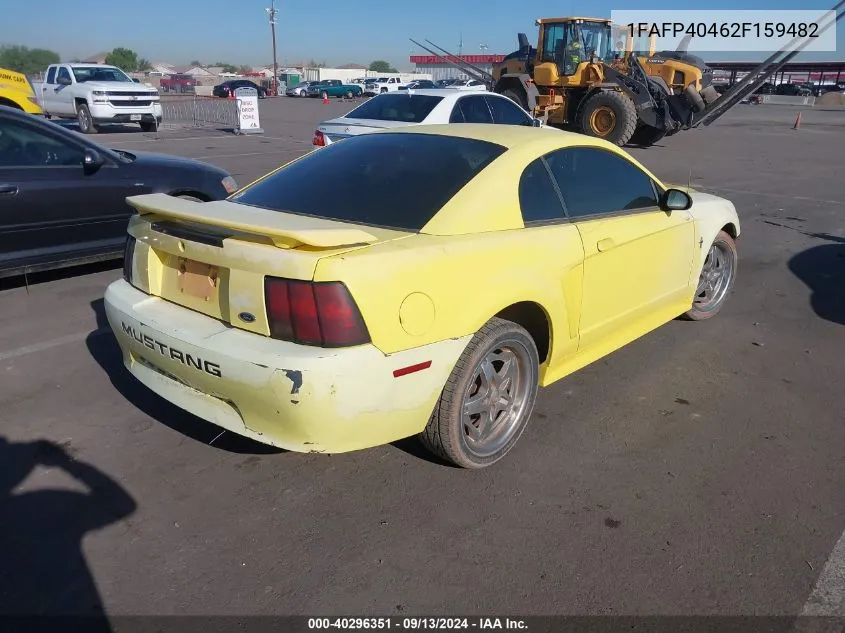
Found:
0,328 -> 111,362
793,529 -> 845,633
802,529 -> 845,616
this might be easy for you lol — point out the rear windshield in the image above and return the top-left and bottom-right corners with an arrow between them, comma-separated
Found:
345,94 -> 443,123
230,133 -> 507,231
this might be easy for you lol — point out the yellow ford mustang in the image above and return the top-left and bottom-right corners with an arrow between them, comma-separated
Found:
105,124 -> 740,469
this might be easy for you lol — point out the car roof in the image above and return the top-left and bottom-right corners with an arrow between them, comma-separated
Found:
368,123 -> 656,170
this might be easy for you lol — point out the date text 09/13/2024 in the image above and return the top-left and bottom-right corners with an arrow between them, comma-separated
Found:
307,618 -> 528,630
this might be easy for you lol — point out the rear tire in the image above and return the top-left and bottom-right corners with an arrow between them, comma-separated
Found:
682,230 -> 738,321
577,90 -> 637,146
419,317 -> 540,469
76,103 -> 97,134
500,87 -> 528,110
175,194 -> 204,202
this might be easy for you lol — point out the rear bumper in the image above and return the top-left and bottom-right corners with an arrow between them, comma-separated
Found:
104,280 -> 471,453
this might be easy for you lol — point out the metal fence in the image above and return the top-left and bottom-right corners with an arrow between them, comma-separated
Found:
159,96 -> 239,130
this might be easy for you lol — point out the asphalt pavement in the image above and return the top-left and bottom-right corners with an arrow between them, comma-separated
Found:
1,97 -> 845,620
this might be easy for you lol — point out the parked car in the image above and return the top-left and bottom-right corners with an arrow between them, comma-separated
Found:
285,81 -> 320,97
450,78 -> 489,92
160,73 -> 198,94
363,77 -> 405,95
399,80 -> 438,90
312,89 -> 550,148
0,106 -> 238,278
775,83 -> 812,97
105,124 -> 740,468
306,79 -> 364,99
39,63 -> 162,134
213,80 -> 267,99
0,66 -> 43,114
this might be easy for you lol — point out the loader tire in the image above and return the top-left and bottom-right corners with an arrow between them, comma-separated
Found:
577,90 -> 637,146
500,88 -> 528,111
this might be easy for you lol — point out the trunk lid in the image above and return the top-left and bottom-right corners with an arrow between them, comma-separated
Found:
317,117 -> 418,142
125,193 -> 410,337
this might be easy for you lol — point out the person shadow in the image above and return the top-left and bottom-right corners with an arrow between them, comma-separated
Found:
0,436 -> 137,633
788,234 -> 845,326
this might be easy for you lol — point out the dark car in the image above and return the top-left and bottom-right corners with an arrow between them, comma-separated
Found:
0,106 -> 238,278
399,79 -> 437,90
212,79 -> 267,99
775,83 -> 812,97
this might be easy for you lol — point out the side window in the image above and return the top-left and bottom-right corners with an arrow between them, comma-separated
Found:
57,67 -> 71,84
449,102 -> 465,123
455,96 -> 493,123
46,67 -> 56,84
486,96 -> 532,125
519,158 -> 567,223
542,24 -> 566,63
0,118 -> 85,168
545,147 -> 658,218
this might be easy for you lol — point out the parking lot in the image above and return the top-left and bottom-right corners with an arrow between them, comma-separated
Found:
2,96 -> 845,619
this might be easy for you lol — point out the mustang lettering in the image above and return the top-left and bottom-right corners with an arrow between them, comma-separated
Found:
120,322 -> 222,377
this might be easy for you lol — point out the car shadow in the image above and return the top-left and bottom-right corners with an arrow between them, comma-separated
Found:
86,299 -> 284,455
0,435 -> 136,631
788,237 -> 845,326
0,260 -> 121,292
390,437 -> 461,468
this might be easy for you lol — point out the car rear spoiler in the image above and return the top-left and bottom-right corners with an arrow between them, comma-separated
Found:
127,193 -> 389,249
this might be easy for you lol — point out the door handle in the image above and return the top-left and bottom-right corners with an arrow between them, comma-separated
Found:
597,238 -> 615,252
0,184 -> 19,196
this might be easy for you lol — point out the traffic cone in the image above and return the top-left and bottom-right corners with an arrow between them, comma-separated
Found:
322,91 -> 329,104
793,111 -> 802,129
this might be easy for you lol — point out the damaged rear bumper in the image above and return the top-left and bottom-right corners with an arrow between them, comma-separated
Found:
103,280 -> 471,453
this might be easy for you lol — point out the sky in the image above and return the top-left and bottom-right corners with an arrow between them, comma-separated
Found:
1,0 -> 843,69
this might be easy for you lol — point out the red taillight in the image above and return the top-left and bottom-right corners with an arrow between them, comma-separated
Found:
264,277 -> 370,347
312,130 -> 326,146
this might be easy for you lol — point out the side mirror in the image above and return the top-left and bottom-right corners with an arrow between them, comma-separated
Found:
660,188 -> 693,211
532,118 -> 542,127
57,75 -> 72,86
82,149 -> 104,175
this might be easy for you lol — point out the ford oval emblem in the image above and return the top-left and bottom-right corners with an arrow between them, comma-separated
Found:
238,312 -> 256,323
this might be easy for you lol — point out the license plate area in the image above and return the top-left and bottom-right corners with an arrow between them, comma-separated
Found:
177,257 -> 219,302
130,114 -> 142,121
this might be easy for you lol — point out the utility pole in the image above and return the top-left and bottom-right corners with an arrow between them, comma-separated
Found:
266,0 -> 279,96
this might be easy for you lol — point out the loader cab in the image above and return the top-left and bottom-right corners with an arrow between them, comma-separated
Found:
534,18 -> 613,86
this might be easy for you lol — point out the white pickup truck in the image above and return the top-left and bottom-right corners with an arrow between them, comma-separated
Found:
39,63 -> 162,134
363,77 -> 406,96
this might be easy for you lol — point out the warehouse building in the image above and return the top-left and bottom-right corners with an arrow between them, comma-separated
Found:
410,54 -> 506,81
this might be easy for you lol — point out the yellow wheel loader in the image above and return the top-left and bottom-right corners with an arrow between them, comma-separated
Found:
410,1 -> 844,146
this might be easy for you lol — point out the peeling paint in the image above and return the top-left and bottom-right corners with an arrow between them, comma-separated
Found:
282,369 -> 303,394
290,399 -> 299,405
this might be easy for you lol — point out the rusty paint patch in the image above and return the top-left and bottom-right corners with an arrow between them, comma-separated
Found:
283,369 -> 303,394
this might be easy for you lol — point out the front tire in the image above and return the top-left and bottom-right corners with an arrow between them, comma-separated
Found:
419,317 -> 540,469
139,121 -> 156,132
682,230 -> 738,321
500,87 -> 528,110
76,103 -> 97,134
577,90 -> 637,146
